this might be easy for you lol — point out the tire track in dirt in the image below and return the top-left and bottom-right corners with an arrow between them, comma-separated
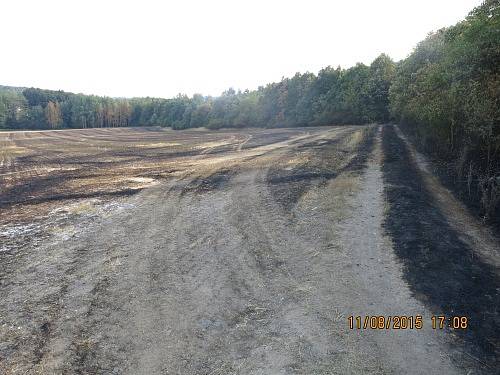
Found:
0,127 -> 356,374
2,125 -> 495,374
331,126 -> 461,374
111,126 -> 358,374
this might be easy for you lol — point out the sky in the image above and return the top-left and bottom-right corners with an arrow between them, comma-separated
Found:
0,0 -> 483,98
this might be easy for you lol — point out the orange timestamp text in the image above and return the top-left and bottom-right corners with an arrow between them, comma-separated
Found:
348,315 -> 469,330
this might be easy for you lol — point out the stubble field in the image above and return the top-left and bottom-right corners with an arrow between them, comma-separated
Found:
0,125 -> 498,374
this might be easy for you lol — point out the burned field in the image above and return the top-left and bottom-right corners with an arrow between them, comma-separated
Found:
382,125 -> 500,369
1,125 -> 499,374
0,127 -> 310,226
1,126 -> 329,273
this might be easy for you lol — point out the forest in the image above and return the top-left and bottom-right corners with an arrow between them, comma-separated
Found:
390,0 -> 499,222
0,0 -> 498,220
0,52 -> 395,132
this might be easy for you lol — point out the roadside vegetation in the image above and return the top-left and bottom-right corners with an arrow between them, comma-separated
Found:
0,1 -> 498,222
389,0 -> 499,223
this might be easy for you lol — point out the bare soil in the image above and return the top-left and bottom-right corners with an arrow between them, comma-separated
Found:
0,125 -> 498,374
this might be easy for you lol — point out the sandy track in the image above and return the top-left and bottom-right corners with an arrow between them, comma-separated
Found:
0,125 -> 498,374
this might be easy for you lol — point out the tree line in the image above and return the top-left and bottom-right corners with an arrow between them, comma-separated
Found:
389,0 -> 499,221
0,52 -> 395,131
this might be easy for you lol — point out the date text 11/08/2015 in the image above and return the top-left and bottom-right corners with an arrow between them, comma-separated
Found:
348,316 -> 468,330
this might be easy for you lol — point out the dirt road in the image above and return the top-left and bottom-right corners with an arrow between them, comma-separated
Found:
0,125 -> 498,374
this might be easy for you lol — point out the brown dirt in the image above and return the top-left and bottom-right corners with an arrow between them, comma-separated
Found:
0,125 -> 498,374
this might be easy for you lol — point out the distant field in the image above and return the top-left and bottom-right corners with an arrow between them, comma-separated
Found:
0,126 -> 317,224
